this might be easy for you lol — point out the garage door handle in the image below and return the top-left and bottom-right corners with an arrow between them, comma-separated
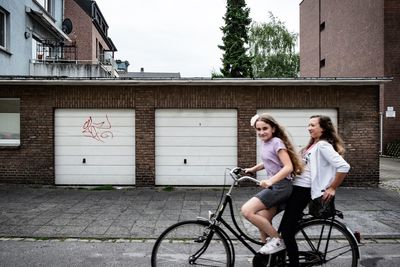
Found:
82,158 -> 86,164
184,159 -> 187,164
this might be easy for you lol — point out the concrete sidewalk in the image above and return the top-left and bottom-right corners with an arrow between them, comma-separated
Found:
0,157 -> 399,240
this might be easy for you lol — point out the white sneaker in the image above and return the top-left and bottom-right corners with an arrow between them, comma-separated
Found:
258,237 -> 286,254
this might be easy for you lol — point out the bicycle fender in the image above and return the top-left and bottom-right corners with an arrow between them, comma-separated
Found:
329,219 -> 361,259
217,225 -> 236,266
344,224 -> 361,259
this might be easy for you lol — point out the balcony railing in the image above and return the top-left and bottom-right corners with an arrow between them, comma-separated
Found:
34,40 -> 114,66
35,40 -> 77,62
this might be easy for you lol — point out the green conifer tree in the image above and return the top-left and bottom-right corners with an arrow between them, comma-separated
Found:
218,0 -> 253,78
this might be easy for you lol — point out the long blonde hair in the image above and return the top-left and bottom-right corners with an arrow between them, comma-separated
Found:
253,113 -> 304,175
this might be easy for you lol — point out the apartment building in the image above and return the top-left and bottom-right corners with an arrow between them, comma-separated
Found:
300,0 -> 400,152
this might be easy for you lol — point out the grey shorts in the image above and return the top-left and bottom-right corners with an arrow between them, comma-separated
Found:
255,178 -> 293,211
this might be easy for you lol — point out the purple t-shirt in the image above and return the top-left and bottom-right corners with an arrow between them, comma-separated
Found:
261,137 -> 287,178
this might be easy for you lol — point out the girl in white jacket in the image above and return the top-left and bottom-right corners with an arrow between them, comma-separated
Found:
279,115 -> 350,266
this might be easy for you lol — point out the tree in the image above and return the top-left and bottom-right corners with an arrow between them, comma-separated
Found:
218,0 -> 253,78
249,12 -> 299,78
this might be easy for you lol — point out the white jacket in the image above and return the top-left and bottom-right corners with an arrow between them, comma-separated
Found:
309,141 -> 350,199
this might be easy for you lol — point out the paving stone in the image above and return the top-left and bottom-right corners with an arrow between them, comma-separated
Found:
0,179 -> 399,240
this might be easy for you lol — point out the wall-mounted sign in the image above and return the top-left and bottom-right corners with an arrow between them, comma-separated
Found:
385,106 -> 396,118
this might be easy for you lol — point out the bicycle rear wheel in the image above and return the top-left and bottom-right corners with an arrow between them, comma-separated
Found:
151,220 -> 231,267
295,219 -> 359,266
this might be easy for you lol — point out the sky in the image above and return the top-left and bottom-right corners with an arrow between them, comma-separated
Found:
94,0 -> 302,77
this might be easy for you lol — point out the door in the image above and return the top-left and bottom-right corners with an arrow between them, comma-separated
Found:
55,109 -> 135,185
155,109 -> 237,185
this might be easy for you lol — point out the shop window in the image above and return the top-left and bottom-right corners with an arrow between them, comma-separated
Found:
0,99 -> 20,146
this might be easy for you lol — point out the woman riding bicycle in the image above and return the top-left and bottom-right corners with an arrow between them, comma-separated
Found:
279,115 -> 350,267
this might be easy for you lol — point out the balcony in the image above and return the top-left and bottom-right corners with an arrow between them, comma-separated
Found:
30,40 -> 117,77
35,40 -> 77,62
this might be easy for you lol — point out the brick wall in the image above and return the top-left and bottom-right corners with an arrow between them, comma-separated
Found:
0,85 -> 54,184
300,0 -> 400,152
300,0 -> 384,77
64,0 -> 94,60
320,0 -> 384,77
300,0 -> 320,77
0,83 -> 381,187
383,0 -> 400,146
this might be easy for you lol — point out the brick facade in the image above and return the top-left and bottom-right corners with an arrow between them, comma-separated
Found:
300,0 -> 400,150
64,0 -> 113,60
0,81 -> 382,187
383,0 -> 400,147
64,0 -> 94,60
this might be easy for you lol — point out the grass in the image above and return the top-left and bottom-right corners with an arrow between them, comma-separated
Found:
162,185 -> 174,192
91,184 -> 114,191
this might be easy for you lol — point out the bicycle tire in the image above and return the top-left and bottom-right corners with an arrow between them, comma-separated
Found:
294,219 -> 359,266
151,220 -> 232,267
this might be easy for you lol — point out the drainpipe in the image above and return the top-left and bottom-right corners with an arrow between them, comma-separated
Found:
380,112 -> 383,155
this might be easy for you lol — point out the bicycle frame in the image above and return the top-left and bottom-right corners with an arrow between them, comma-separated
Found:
194,170 -> 265,266
214,192 -> 263,252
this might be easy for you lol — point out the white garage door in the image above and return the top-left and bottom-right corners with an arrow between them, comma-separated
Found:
55,109 -> 135,185
256,109 -> 338,179
155,109 -> 237,185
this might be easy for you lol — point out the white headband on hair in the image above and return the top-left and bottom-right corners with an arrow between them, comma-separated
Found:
250,114 -> 259,127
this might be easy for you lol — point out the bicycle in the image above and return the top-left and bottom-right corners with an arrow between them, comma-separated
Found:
151,167 -> 360,266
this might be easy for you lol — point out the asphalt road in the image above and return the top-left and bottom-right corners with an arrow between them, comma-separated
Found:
0,238 -> 399,266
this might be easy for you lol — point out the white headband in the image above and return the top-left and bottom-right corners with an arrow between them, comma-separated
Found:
250,114 -> 259,127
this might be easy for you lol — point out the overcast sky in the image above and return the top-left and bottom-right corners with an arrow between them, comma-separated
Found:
94,0 -> 302,77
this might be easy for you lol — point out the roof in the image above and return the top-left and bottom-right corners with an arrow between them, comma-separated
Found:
72,0 -> 117,51
73,0 -> 97,21
26,8 -> 72,42
119,72 -> 181,79
0,77 -> 392,86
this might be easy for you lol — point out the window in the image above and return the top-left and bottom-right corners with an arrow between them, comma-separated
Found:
320,58 -> 326,68
0,8 -> 6,49
0,99 -> 20,146
320,21 -> 325,31
97,40 -> 104,62
36,0 -> 52,14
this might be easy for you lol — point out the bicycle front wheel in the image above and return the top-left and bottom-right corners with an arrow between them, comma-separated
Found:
295,219 -> 359,266
151,220 -> 231,267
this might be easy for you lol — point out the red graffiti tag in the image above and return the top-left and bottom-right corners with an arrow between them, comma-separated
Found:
82,114 -> 113,142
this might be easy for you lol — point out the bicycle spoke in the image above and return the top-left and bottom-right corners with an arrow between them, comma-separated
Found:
324,243 -> 355,262
295,220 -> 358,266
152,220 -> 230,266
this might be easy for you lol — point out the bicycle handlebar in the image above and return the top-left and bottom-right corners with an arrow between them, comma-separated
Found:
229,167 -> 260,186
